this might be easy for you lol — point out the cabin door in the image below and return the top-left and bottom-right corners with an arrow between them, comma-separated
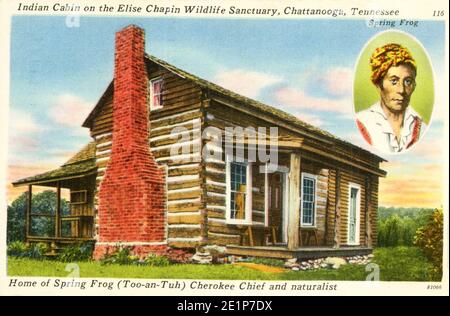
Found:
269,172 -> 285,243
348,184 -> 361,245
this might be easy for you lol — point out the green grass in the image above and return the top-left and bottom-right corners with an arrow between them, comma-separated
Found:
7,246 -> 436,281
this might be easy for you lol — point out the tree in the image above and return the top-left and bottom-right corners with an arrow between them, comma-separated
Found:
414,208 -> 443,280
7,193 -> 27,243
7,190 -> 70,243
377,207 -> 434,247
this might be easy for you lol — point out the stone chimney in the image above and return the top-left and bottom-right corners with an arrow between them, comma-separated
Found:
93,25 -> 166,259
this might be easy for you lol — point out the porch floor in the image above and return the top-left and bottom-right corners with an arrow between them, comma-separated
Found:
26,236 -> 96,244
226,245 -> 373,260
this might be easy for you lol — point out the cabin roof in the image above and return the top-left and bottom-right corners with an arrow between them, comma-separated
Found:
82,54 -> 386,163
147,54 -> 386,163
146,54 -> 336,137
12,142 -> 97,186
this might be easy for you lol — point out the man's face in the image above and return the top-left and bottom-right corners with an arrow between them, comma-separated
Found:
377,64 -> 416,113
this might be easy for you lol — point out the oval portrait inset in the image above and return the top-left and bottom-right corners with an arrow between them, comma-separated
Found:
353,31 -> 434,154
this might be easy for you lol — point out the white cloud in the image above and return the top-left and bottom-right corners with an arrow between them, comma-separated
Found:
9,108 -> 44,135
49,93 -> 93,128
214,69 -> 282,98
430,70 -> 447,124
8,108 -> 45,155
296,113 -> 325,127
342,130 -> 381,154
274,86 -> 353,116
317,67 -> 353,97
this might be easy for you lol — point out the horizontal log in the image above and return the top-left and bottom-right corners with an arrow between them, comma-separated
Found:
208,223 -> 241,235
168,214 -> 203,224
207,234 -> 240,246
162,86 -> 201,102
168,202 -> 203,213
164,92 -> 202,108
151,133 -> 197,148
91,126 -> 113,137
150,125 -> 200,139
160,156 -> 202,165
153,147 -> 200,159
168,179 -> 202,191
168,190 -> 202,201
93,113 -> 113,126
168,167 -> 200,177
205,184 -> 226,195
205,173 -> 225,183
207,209 -> 225,219
96,160 -> 109,169
162,79 -> 198,92
205,162 -> 226,171
96,152 -> 111,160
168,228 -> 202,238
205,195 -> 225,206
151,110 -> 202,130
149,102 -> 202,121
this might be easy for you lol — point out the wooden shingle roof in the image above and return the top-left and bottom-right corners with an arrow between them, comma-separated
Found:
12,142 -> 97,186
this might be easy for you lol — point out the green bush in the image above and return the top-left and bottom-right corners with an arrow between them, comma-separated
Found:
101,247 -> 172,266
377,208 -> 434,247
372,247 -> 435,281
28,243 -> 49,259
414,208 -> 443,280
145,254 -> 170,267
57,243 -> 94,262
7,242 -> 48,259
247,257 -> 285,267
7,241 -> 29,257
101,247 -> 139,265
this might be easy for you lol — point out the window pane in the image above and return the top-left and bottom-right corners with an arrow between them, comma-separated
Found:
301,176 -> 315,225
230,162 -> 248,220
151,79 -> 163,108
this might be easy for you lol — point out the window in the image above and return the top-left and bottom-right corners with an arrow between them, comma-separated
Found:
226,160 -> 252,224
301,173 -> 317,227
150,78 -> 163,110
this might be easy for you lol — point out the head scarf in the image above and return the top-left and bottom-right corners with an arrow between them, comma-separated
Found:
370,43 -> 416,85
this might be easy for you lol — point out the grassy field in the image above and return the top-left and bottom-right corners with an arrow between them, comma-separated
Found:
8,247 -> 437,281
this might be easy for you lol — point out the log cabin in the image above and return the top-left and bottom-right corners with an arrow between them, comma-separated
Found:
12,25 -> 387,260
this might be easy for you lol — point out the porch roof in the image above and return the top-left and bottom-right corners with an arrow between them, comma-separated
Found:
12,142 -> 97,186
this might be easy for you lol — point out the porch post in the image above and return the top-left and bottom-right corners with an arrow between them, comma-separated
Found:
365,176 -> 372,247
287,152 -> 301,250
55,181 -> 61,238
333,169 -> 341,248
26,185 -> 32,238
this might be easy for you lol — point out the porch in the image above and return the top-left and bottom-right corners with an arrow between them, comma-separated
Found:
217,139 -> 384,258
12,143 -> 97,245
225,245 -> 373,260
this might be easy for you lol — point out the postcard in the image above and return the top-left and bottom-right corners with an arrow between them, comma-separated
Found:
0,0 -> 448,298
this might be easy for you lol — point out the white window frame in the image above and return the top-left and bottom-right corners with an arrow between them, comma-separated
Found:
264,163 -> 269,227
149,77 -> 164,111
347,182 -> 361,246
225,157 -> 252,225
300,172 -> 317,228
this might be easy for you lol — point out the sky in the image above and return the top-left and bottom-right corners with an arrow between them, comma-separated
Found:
7,16 -> 447,208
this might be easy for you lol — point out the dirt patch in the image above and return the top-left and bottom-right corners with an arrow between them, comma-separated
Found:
233,262 -> 285,273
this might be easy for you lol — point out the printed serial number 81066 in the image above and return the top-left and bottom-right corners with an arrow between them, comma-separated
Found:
221,300 -> 272,311
427,284 -> 442,290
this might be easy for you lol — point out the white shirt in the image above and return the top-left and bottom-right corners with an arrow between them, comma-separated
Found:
356,102 -> 426,153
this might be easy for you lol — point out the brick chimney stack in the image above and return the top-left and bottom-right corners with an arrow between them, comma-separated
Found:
94,25 -> 167,259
